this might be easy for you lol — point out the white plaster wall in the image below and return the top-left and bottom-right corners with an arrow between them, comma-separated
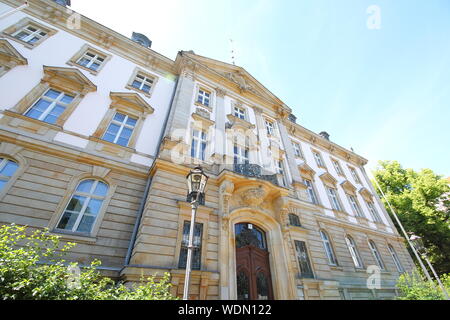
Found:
0,6 -> 176,158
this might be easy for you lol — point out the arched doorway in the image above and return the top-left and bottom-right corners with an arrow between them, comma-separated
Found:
235,223 -> 273,300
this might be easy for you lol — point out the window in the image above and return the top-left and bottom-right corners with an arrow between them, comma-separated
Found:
24,88 -> 74,125
367,201 -> 382,223
275,159 -> 286,186
0,158 -> 19,191
313,151 -> 325,168
320,230 -> 338,266
349,167 -> 362,184
265,120 -> 275,135
295,240 -> 314,278
234,143 -> 249,165
67,44 -> 111,75
197,88 -> 211,107
327,187 -> 342,211
126,68 -> 158,97
332,159 -> 344,176
388,244 -> 404,272
368,240 -> 385,270
345,235 -> 364,268
178,221 -> 203,270
303,179 -> 319,205
76,51 -> 106,72
348,194 -> 364,217
2,18 -> 57,48
56,179 -> 109,234
102,112 -> 137,147
289,214 -> 302,227
293,142 -> 303,158
191,129 -> 207,161
233,105 -> 246,120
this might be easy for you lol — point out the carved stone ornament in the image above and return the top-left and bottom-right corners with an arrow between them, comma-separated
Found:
241,186 -> 267,207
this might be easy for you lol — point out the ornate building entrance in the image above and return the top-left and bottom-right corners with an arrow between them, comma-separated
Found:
235,223 -> 273,300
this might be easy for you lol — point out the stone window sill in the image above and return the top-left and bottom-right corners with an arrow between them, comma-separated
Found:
51,230 -> 97,244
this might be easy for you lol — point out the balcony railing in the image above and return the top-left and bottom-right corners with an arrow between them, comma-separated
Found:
232,163 -> 280,186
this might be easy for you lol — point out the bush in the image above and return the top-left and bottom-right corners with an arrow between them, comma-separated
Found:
396,271 -> 450,300
0,224 -> 177,300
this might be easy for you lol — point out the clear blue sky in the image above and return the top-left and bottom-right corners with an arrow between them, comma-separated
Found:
71,0 -> 450,177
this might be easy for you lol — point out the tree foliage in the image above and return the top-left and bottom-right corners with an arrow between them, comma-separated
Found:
0,224 -> 177,300
373,161 -> 450,275
396,271 -> 449,300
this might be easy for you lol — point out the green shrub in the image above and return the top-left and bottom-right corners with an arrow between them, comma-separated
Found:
0,224 -> 177,300
396,271 -> 450,300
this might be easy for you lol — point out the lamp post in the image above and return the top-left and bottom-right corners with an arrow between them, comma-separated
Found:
183,166 -> 208,300
409,233 -> 450,300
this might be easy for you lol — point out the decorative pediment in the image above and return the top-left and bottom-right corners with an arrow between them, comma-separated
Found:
0,39 -> 27,67
299,163 -> 316,180
319,172 -> 337,187
359,187 -> 373,202
43,66 -> 97,95
192,112 -> 215,128
341,180 -> 357,195
179,51 -> 287,107
110,92 -> 154,115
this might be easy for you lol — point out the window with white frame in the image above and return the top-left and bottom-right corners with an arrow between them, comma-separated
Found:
313,151 -> 325,168
102,112 -> 137,147
303,178 -> 319,205
332,159 -> 344,176
276,159 -> 286,186
179,221 -> 203,270
367,201 -> 382,223
368,240 -> 385,269
320,230 -> 338,266
265,119 -> 275,135
130,72 -> 155,94
191,129 -> 207,161
348,194 -> 364,217
0,158 -> 19,191
293,141 -> 303,158
24,88 -> 74,125
12,24 -> 48,45
197,88 -> 211,107
388,244 -> 404,272
233,105 -> 246,120
349,167 -> 362,184
327,187 -> 342,211
345,235 -> 364,268
76,50 -> 107,72
56,179 -> 109,234
234,143 -> 249,165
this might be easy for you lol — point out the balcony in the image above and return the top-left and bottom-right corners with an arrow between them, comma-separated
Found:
232,163 -> 281,186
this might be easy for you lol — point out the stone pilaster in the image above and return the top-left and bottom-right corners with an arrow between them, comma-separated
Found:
277,119 -> 303,185
213,88 -> 226,162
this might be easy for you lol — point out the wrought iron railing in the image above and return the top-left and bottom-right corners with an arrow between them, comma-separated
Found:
232,163 -> 279,186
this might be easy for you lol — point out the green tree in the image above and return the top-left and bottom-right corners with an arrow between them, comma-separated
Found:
373,161 -> 450,275
0,224 -> 177,300
396,271 -> 450,300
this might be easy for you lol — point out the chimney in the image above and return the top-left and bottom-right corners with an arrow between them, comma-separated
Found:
131,32 -> 152,48
319,131 -> 330,141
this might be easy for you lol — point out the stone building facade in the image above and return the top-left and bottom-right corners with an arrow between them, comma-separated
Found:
0,0 -> 414,300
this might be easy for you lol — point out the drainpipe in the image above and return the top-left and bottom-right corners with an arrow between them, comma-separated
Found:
124,75 -> 180,266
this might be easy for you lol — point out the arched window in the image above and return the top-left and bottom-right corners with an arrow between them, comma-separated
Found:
388,244 -> 404,273
368,240 -> 385,269
345,235 -> 363,268
0,157 -> 19,191
320,230 -> 338,266
56,179 -> 109,234
289,214 -> 302,227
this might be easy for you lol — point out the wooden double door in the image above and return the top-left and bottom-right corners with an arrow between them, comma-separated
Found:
235,223 -> 273,300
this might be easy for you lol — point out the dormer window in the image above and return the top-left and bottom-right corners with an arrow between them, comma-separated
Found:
197,88 -> 211,107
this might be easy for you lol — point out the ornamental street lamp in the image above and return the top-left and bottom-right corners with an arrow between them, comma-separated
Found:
409,233 -> 450,300
183,166 -> 208,300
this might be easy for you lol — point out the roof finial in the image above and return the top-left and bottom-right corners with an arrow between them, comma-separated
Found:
229,38 -> 236,66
